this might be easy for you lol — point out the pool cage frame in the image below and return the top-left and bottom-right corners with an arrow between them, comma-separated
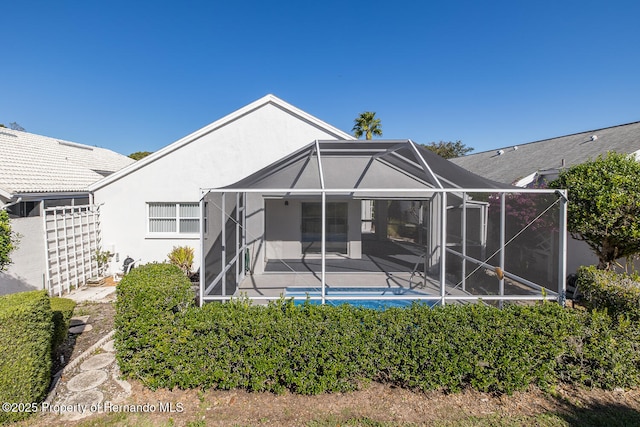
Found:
199,141 -> 568,307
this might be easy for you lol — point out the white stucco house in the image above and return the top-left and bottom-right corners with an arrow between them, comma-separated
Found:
1,95 -> 569,304
88,95 -> 355,276
87,94 -> 567,305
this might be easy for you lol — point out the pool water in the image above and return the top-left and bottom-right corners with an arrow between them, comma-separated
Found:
284,287 -> 435,309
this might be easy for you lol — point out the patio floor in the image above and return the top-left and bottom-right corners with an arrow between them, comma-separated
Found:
209,235 -> 554,305
235,235 -> 455,304
236,270 -> 473,305
263,235 -> 424,274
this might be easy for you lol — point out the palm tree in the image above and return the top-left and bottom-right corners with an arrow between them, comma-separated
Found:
352,112 -> 382,140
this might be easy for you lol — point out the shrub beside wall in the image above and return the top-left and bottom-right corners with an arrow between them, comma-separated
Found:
0,291 -> 53,423
50,297 -> 76,353
115,262 -> 194,385
576,265 -> 640,319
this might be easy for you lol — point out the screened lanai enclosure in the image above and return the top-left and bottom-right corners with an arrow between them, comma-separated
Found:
200,140 -> 567,306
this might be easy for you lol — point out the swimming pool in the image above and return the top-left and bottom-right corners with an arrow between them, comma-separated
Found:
284,287 -> 435,309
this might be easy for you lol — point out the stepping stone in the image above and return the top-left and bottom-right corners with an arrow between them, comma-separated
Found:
80,353 -> 115,371
69,315 -> 90,327
61,390 -> 104,421
101,339 -> 115,353
66,370 -> 108,392
69,324 -> 93,334
64,389 -> 104,408
112,365 -> 132,397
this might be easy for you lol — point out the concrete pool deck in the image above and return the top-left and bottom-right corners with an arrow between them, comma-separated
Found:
234,271 -> 472,305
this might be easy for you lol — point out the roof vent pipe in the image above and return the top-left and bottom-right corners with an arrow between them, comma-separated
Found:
513,146 -> 518,151
497,149 -> 505,156
561,158 -> 565,167
591,135 -> 598,141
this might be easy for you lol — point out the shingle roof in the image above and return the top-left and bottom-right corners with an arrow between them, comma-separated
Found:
0,129 -> 134,195
450,121 -> 640,185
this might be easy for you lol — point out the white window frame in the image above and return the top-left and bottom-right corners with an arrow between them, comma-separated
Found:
147,202 -> 201,237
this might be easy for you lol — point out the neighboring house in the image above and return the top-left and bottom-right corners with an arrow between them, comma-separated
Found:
451,121 -> 640,274
450,121 -> 640,186
0,129 -> 134,295
88,94 -> 355,275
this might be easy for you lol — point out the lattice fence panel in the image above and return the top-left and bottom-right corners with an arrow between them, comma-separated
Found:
44,205 -> 101,296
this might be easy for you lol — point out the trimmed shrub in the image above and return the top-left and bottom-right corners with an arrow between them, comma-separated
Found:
373,302 -> 580,394
573,266 -> 640,388
50,297 -> 76,352
0,291 -> 53,423
115,262 -> 194,384
557,309 -> 640,389
575,265 -> 640,319
115,268 -> 640,395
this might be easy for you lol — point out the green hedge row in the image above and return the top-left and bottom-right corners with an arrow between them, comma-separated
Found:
0,291 -> 53,423
0,292 -> 76,424
576,265 -> 640,319
51,297 -> 76,353
115,264 -> 640,396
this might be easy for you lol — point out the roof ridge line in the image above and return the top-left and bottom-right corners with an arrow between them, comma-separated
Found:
88,94 -> 354,191
470,120 -> 640,155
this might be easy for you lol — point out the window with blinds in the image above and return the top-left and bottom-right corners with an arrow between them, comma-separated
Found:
148,202 -> 200,234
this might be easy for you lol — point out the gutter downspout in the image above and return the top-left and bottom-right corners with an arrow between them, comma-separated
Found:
0,197 -> 22,211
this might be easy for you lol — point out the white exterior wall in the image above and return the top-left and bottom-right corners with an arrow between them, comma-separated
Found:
347,200 -> 363,258
265,199 -> 302,260
93,101 -> 349,273
567,238 -> 598,275
0,216 -> 45,295
245,193 -> 266,275
565,236 -> 640,275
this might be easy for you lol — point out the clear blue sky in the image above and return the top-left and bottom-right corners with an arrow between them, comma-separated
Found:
2,1 -> 639,156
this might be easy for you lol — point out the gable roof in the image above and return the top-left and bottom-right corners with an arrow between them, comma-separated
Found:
0,129 -> 134,196
218,140 -> 511,195
88,94 -> 355,191
450,121 -> 640,185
